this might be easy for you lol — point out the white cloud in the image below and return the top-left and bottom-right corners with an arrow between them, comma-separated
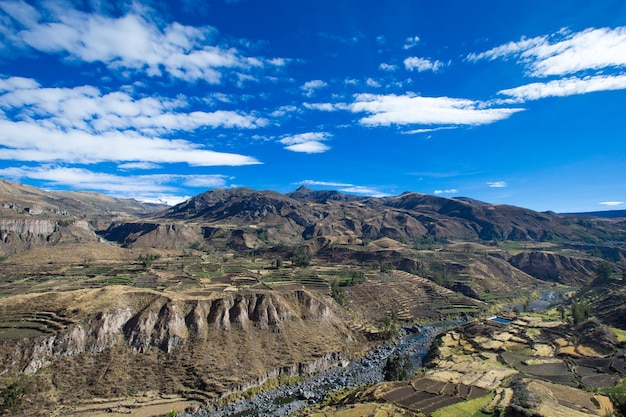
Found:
351,92 -> 524,127
599,201 -> 624,206
0,77 -> 263,166
404,56 -> 444,72
468,26 -> 626,77
0,165 -> 230,203
498,74 -> 626,101
118,162 -> 161,170
487,181 -> 507,188
379,63 -> 397,71
271,105 -> 299,117
0,1 -> 283,83
0,77 -> 267,134
280,132 -> 331,154
301,79 -> 328,97
366,78 -> 381,87
303,102 -> 336,111
182,175 -> 231,187
0,119 -> 261,166
297,180 -> 353,187
403,126 -> 457,135
296,179 -> 389,197
283,142 -> 330,153
434,189 -> 458,194
0,75 -> 39,91
403,36 -> 420,50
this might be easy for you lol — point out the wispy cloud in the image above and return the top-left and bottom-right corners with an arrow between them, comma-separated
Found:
404,56 -> 445,72
468,26 -> 626,78
118,162 -> 161,170
301,79 -> 328,97
434,189 -> 458,195
303,102 -> 336,111
297,180 -> 353,187
402,126 -> 458,135
487,181 -> 507,188
279,132 -> 331,154
297,179 -> 390,197
379,63 -> 397,71
351,93 -> 524,127
0,165 -> 232,204
498,74 -> 626,101
0,77 -> 267,135
403,36 -> 420,50
0,1 -> 284,84
0,77 -> 262,166
599,201 -> 624,206
366,78 -> 381,87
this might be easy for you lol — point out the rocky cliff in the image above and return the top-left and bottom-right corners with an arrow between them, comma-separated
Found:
0,287 -> 361,404
508,251 -> 598,285
0,218 -> 98,256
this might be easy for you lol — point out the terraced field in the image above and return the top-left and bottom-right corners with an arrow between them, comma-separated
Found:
0,311 -> 74,340
380,377 -> 489,414
345,270 -> 485,324
261,269 -> 330,294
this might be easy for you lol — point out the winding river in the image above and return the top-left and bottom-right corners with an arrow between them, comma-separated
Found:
184,320 -> 464,417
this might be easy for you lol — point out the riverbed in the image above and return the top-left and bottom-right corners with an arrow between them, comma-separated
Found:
183,321 -> 463,417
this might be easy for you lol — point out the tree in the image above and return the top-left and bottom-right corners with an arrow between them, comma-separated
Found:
571,300 -> 590,325
610,392 -> 626,417
290,246 -> 311,267
330,279 -> 346,305
275,258 -> 282,269
138,253 -> 160,269
383,354 -> 412,381
0,375 -> 32,414
596,262 -> 612,282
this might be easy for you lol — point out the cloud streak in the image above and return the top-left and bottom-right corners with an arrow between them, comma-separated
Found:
498,74 -> 626,101
351,93 -> 524,127
404,56 -> 444,72
297,179 -> 389,197
279,132 -> 331,154
0,76 -> 262,166
0,1 -> 283,84
0,165 -> 233,204
469,26 -> 626,77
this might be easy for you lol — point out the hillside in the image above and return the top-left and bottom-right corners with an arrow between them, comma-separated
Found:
0,181 -> 624,415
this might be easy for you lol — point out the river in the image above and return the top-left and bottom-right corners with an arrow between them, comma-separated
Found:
183,320 -> 464,417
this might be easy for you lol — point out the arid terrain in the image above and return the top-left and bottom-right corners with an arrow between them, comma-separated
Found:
0,179 -> 625,416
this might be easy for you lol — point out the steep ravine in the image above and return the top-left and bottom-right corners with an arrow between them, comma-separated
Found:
0,288 -> 363,409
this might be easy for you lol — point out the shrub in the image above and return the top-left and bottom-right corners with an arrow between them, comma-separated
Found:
383,353 -> 412,381
0,375 -> 32,414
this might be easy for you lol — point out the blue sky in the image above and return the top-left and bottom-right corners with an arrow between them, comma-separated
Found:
0,0 -> 625,212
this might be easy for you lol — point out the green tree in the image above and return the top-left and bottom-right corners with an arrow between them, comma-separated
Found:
0,375 -> 32,414
330,279 -> 346,305
571,300 -> 590,325
596,262 -> 612,282
138,253 -> 160,269
275,258 -> 282,269
610,392 -> 626,417
290,246 -> 311,267
383,354 -> 412,381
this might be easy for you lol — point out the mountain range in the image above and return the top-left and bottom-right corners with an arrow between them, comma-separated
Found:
0,179 -> 625,416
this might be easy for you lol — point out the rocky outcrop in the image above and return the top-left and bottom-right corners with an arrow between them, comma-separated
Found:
20,308 -> 133,374
98,222 -> 203,248
508,252 -> 597,285
2,290 -> 349,379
